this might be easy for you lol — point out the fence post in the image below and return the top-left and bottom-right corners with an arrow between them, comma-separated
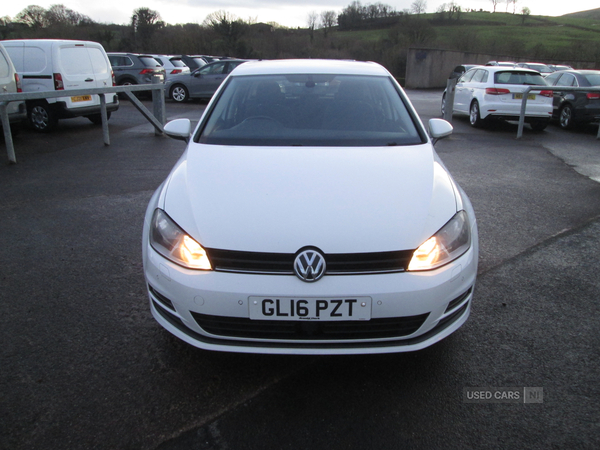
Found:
99,93 -> 110,146
0,102 -> 16,164
152,75 -> 165,136
443,78 -> 457,123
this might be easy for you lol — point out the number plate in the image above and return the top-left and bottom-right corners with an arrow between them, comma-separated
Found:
249,297 -> 372,321
71,95 -> 92,102
513,93 -> 536,100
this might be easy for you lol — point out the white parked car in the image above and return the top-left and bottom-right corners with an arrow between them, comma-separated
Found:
443,66 -> 553,130
143,59 -> 479,355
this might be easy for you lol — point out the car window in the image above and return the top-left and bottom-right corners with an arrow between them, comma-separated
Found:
544,72 -> 561,86
494,71 -> 547,86
582,74 -> 600,86
139,56 -> 162,68
170,59 -> 187,67
60,47 -> 94,75
109,56 -> 132,67
458,70 -> 476,83
471,70 -> 487,83
153,57 -> 165,66
198,74 -> 424,147
226,61 -> 244,73
556,73 -> 577,87
200,62 -> 226,75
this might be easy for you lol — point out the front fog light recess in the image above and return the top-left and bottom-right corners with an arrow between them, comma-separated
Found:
150,209 -> 212,270
408,210 -> 470,271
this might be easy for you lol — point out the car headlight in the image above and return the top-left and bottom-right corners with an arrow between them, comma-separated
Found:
150,209 -> 212,270
408,211 -> 471,271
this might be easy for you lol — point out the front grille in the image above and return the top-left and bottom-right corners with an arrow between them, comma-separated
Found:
191,312 -> 429,340
205,248 -> 414,275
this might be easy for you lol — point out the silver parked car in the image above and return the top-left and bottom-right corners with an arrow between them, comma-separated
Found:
166,59 -> 247,102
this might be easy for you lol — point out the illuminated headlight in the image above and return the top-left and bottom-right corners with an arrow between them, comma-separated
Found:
408,211 -> 471,271
150,209 -> 212,270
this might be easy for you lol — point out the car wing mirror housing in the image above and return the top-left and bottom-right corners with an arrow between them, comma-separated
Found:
428,118 -> 453,144
164,118 -> 192,143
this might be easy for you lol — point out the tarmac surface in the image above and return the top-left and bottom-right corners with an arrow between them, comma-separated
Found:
1,92 -> 599,449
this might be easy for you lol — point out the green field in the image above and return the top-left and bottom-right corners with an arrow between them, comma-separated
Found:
335,11 -> 600,64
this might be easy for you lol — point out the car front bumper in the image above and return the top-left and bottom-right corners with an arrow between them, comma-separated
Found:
143,226 -> 478,355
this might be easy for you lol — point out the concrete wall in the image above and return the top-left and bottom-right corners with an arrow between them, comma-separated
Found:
404,48 -> 597,89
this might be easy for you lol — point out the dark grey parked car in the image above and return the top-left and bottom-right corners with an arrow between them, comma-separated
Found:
166,59 -> 247,102
544,69 -> 600,129
107,53 -> 165,87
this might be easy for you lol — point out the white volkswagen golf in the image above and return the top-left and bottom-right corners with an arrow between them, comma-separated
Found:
142,59 -> 479,354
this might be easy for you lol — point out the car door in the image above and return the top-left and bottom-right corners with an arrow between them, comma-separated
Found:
190,61 -> 227,97
552,73 -> 577,112
454,69 -> 476,113
58,43 -> 99,109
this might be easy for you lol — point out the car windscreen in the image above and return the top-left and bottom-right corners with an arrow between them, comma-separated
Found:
494,71 -> 547,86
197,74 -> 424,147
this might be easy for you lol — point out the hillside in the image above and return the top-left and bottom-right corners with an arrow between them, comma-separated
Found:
562,8 -> 600,20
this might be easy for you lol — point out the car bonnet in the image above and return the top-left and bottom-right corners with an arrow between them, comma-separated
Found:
161,143 -> 458,254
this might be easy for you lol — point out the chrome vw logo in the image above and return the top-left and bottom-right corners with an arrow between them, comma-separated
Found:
294,249 -> 326,282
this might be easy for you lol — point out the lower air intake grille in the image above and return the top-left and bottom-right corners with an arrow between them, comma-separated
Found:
191,312 -> 429,340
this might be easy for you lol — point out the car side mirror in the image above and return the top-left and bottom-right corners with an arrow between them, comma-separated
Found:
193,72 -> 202,78
164,119 -> 191,143
428,118 -> 453,144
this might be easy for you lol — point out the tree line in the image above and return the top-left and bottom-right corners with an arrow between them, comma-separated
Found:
0,2 -> 595,80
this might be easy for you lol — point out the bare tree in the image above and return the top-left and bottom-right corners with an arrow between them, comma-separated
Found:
490,0 -> 500,12
411,0 -> 428,15
320,10 -> 337,37
307,11 -> 318,41
511,0 -> 519,14
15,5 -> 47,28
521,6 -> 530,24
45,4 -> 92,26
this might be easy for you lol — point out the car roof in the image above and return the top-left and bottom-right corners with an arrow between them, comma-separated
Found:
232,59 -> 389,77
470,66 -> 540,74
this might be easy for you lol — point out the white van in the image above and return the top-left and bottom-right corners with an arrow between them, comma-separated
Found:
0,42 -> 26,129
0,39 -> 119,132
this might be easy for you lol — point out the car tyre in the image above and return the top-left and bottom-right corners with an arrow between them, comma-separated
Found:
469,100 -> 484,128
170,85 -> 189,102
28,102 -> 57,133
87,112 -> 112,125
530,120 -> 548,132
441,93 -> 446,117
559,105 -> 574,129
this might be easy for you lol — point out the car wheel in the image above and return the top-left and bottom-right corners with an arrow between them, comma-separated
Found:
170,85 -> 189,102
28,102 -> 57,133
87,112 -> 112,125
559,105 -> 574,129
118,79 -> 138,99
441,93 -> 446,117
469,100 -> 484,128
529,120 -> 548,132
